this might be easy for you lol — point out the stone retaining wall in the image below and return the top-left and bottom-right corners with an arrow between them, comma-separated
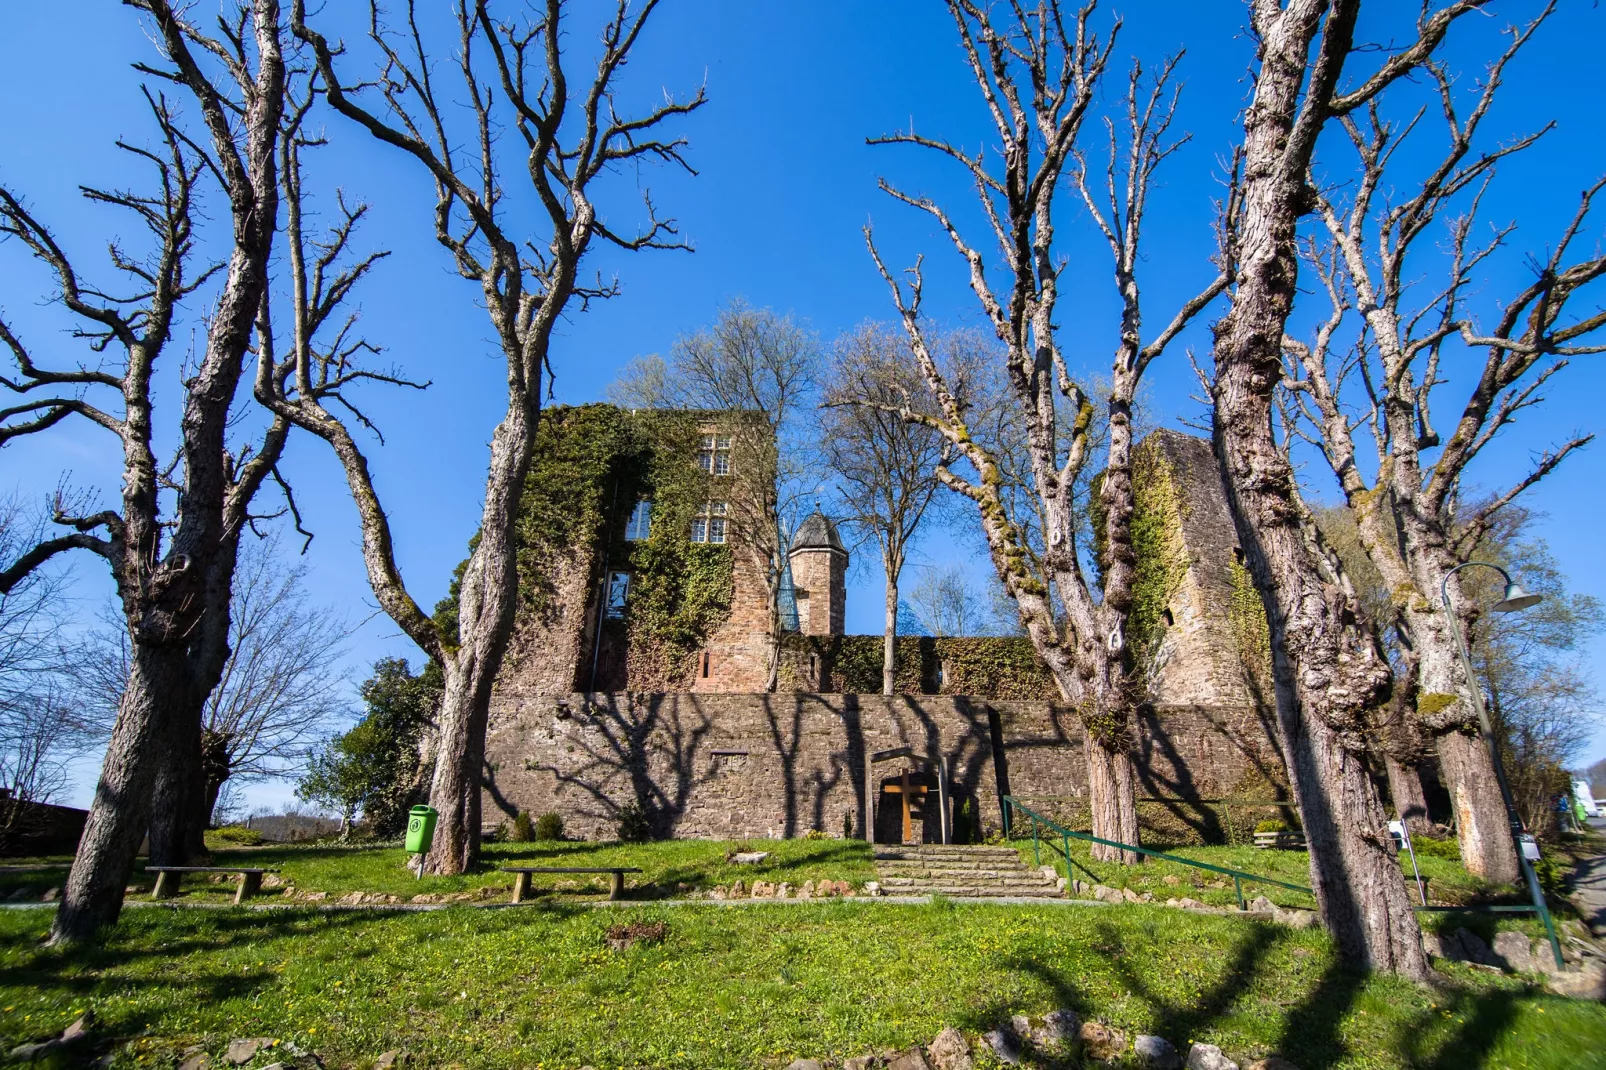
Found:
482,692 -> 1288,845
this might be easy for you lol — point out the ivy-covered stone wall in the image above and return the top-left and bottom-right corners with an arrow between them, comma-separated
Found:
778,634 -> 1060,699
494,404 -> 742,695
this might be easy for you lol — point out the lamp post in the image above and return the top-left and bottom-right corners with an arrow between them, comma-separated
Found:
1441,561 -> 1564,969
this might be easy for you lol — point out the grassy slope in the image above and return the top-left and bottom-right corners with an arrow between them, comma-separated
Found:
0,839 -> 878,905
1,901 -> 1601,1070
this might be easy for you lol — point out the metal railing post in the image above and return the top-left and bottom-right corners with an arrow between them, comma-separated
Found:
1233,875 -> 1244,911
1031,818 -> 1040,866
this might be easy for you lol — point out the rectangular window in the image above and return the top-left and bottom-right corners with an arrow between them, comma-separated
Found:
691,501 -> 728,544
699,433 -> 732,476
605,571 -> 630,619
624,500 -> 652,541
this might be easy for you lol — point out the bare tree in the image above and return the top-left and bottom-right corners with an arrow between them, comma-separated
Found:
1312,504 -> 1436,839
656,302 -> 821,691
1463,510 -> 1602,841
0,0 -> 287,943
865,2 -> 1225,862
1281,3 -> 1604,883
822,323 -> 951,693
75,531 -> 352,825
1205,0 -> 1494,978
284,0 -> 703,873
899,565 -> 989,640
0,500 -> 87,842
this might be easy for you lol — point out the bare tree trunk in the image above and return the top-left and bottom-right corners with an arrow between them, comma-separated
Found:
51,648 -> 188,941
423,396 -> 535,874
1385,755 -> 1433,839
1403,583 -> 1519,882
1086,734 -> 1140,858
883,557 -> 899,696
1209,0 -> 1434,979
148,721 -> 209,865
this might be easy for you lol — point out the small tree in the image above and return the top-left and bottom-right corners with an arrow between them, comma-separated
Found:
822,323 -> 951,693
899,566 -> 988,639
298,658 -> 439,836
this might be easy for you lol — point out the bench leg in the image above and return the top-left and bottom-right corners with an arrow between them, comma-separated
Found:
151,872 -> 178,900
235,872 -> 261,905
512,871 -> 531,905
609,871 -> 624,901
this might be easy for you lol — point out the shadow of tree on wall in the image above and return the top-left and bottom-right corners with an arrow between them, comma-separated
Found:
496,694 -> 717,838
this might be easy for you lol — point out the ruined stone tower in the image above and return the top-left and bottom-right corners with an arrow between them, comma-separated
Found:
787,511 -> 847,636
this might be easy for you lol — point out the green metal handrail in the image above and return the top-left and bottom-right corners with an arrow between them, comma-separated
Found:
1002,795 -> 1313,910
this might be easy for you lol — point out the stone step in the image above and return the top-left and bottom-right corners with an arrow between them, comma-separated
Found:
890,883 -> 1063,898
874,849 -> 1022,861
878,866 -> 1033,879
879,875 -> 1058,890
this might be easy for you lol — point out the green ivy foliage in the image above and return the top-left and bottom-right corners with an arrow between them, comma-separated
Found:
1126,445 -> 1190,669
782,634 -> 1059,698
513,404 -> 735,684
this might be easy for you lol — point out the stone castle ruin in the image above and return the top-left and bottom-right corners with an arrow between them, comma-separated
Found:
483,409 -> 1292,845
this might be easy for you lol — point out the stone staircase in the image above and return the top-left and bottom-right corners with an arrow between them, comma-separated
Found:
873,844 -> 1064,898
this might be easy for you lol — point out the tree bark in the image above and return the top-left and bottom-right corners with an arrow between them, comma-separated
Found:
422,394 -> 536,874
883,560 -> 899,696
1086,736 -> 1140,860
1209,0 -> 1428,978
51,647 -> 189,942
1384,755 -> 1433,839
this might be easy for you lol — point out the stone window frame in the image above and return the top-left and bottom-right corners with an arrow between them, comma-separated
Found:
605,570 -> 631,618
691,501 -> 728,544
624,499 -> 652,541
698,433 -> 732,476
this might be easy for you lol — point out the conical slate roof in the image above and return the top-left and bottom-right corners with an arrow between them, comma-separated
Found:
792,510 -> 845,553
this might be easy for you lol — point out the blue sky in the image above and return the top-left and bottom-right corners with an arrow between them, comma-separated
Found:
2,2 -> 1603,810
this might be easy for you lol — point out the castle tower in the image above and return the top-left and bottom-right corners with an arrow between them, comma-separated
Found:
788,511 -> 848,636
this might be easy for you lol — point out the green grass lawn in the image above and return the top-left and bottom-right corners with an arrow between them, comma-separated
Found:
0,838 -> 877,906
1016,838 -> 1503,911
0,900 -> 1600,1070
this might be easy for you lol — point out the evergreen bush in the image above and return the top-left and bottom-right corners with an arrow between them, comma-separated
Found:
535,812 -> 565,841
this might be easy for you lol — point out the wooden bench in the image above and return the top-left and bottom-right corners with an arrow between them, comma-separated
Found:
500,866 -> 643,903
1252,830 -> 1307,850
146,866 -> 278,905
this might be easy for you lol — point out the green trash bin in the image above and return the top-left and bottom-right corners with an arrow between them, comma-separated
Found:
405,805 -> 439,854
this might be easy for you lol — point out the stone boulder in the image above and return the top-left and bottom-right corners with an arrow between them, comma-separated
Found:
887,1048 -> 933,1070
981,1028 -> 1021,1066
1186,1043 -> 1239,1070
927,1027 -> 972,1070
1133,1034 -> 1181,1069
784,1060 -> 823,1070
1490,931 -> 1533,973
1546,961 -> 1606,1001
1079,1022 -> 1126,1062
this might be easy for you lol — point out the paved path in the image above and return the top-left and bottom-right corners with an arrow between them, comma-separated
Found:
1568,816 -> 1606,937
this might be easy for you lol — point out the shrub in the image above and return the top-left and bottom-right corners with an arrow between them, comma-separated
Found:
617,803 -> 653,843
206,825 -> 263,847
504,811 -> 535,843
1410,835 -> 1462,861
534,812 -> 565,842
1255,819 -> 1289,834
803,828 -> 826,841
841,810 -> 854,839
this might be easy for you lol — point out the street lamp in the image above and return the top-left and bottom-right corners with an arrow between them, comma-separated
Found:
1441,561 -> 1564,970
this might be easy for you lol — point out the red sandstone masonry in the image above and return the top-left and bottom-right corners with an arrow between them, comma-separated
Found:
482,692 -> 1286,842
